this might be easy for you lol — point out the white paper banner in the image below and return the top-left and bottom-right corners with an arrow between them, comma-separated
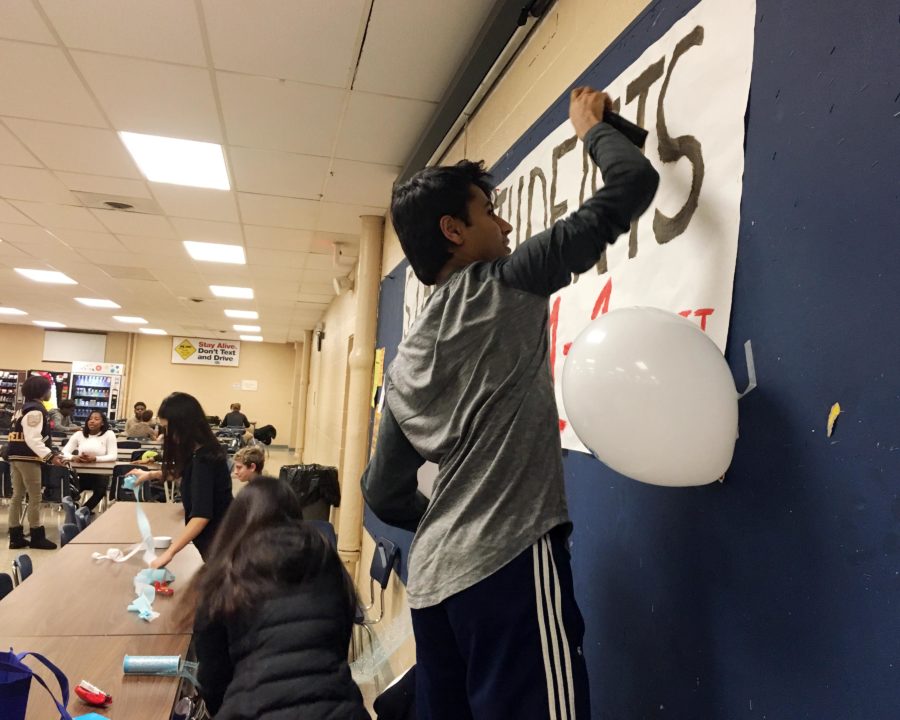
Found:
401,0 -> 755,454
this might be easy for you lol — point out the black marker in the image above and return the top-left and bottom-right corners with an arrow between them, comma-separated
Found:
604,112 -> 648,149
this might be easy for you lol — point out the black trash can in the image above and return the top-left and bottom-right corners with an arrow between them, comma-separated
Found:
278,463 -> 341,521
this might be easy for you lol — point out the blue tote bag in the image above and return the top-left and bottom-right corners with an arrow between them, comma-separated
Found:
0,649 -> 73,720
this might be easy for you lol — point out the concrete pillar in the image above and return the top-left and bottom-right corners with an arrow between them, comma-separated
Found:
336,214 -> 384,579
289,332 -> 312,459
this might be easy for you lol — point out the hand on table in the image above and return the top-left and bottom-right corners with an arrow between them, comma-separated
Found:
129,468 -> 154,486
150,549 -> 174,569
78,453 -> 97,463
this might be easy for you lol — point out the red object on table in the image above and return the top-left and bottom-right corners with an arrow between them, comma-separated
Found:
75,680 -> 113,707
153,580 -> 174,596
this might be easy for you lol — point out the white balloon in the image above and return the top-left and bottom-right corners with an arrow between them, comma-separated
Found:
562,307 -> 738,486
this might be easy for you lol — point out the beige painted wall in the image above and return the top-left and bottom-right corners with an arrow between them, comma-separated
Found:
0,323 -> 129,372
355,0 -> 655,685
126,333 -> 298,436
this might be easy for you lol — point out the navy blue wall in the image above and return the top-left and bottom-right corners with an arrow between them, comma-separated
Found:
366,0 -> 900,716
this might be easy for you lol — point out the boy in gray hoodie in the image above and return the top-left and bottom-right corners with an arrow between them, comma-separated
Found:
363,87 -> 659,719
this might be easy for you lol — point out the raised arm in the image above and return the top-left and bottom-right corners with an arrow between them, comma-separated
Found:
494,87 -> 659,297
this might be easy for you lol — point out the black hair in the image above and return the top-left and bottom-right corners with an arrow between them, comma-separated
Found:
59,399 -> 76,411
186,477 -> 357,624
22,375 -> 51,401
82,410 -> 109,437
134,401 -> 146,409
157,392 -> 224,476
390,160 -> 494,285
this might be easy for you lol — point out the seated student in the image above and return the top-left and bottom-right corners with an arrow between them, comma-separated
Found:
62,410 -> 118,511
232,445 -> 265,483
188,477 -> 369,719
124,401 -> 147,437
127,409 -> 158,441
222,402 -> 250,428
48,399 -> 78,431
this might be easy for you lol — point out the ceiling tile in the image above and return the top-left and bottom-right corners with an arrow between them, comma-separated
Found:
9,201 -> 108,231
0,166 -> 76,203
54,171 -> 152,199
0,122 -> 41,167
0,222 -> 55,246
244,225 -> 314,252
248,263 -> 306,282
0,199 -> 33,225
352,0 -> 496,102
237,193 -> 319,230
73,52 -> 222,142
170,218 -> 242,244
76,247 -> 145,266
150,184 -> 238,223
0,40 -> 106,126
50,229 -> 124,252
218,72 -> 345,155
317,201 -> 385,235
336,92 -> 435,165
246,247 -> 307,269
0,0 -> 56,44
4,118 -> 140,177
203,0 -> 365,87
322,159 -> 396,208
91,208 -> 175,238
40,0 -> 206,66
116,235 -> 184,257
229,147 -> 330,199
0,239 -> 32,262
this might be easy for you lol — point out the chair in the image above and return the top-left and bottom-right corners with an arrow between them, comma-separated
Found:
362,537 -> 400,622
352,538 -> 400,671
0,459 -> 10,499
308,520 -> 337,548
60,523 -> 79,547
12,554 -> 32,585
74,506 -> 91,531
111,463 -> 147,502
0,572 -> 13,600
118,440 -> 141,449
61,496 -> 77,526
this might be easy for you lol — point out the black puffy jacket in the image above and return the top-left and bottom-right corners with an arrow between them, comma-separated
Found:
195,570 -> 369,719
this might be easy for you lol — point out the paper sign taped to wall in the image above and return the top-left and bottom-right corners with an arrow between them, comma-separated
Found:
241,379 -> 258,391
400,0 -> 756,454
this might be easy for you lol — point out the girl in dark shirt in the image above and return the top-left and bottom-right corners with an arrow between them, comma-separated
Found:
131,392 -> 232,565
186,477 -> 369,719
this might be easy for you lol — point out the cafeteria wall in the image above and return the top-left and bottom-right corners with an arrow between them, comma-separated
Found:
127,333 -> 297,437
0,323 -> 128,372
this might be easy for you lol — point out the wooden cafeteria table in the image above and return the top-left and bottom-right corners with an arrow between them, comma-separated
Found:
0,542 -> 201,637
0,634 -> 192,720
70,501 -> 186,545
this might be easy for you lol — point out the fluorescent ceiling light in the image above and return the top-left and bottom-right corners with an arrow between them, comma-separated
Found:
0,307 -> 27,315
33,320 -> 65,328
139,328 -> 167,335
210,285 -> 253,299
184,241 -> 246,265
224,309 -> 258,319
118,131 -> 230,190
232,324 -> 260,332
76,297 -> 120,309
113,315 -> 148,324
15,268 -> 76,284
240,335 -> 263,342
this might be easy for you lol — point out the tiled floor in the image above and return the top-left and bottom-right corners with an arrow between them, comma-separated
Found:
0,445 -> 299,579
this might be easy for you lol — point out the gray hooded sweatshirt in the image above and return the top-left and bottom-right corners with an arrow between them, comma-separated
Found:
362,122 -> 659,608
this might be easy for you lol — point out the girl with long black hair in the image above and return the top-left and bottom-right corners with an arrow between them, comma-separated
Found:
185,476 -> 368,719
131,392 -> 232,566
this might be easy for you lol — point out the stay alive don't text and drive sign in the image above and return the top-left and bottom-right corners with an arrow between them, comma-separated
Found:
171,337 -> 241,367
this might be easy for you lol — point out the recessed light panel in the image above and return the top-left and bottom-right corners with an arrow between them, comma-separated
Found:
15,268 -> 76,284
184,241 -> 246,265
224,309 -> 258,319
240,335 -> 263,342
33,320 -> 65,328
233,324 -> 261,332
119,131 -> 230,190
113,316 -> 148,324
76,298 -> 121,309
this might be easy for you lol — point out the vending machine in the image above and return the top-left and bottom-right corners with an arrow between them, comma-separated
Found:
27,370 -> 70,410
70,361 -> 124,423
0,369 -> 26,410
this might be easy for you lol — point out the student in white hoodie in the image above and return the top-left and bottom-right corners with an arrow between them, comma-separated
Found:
62,410 -> 118,511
